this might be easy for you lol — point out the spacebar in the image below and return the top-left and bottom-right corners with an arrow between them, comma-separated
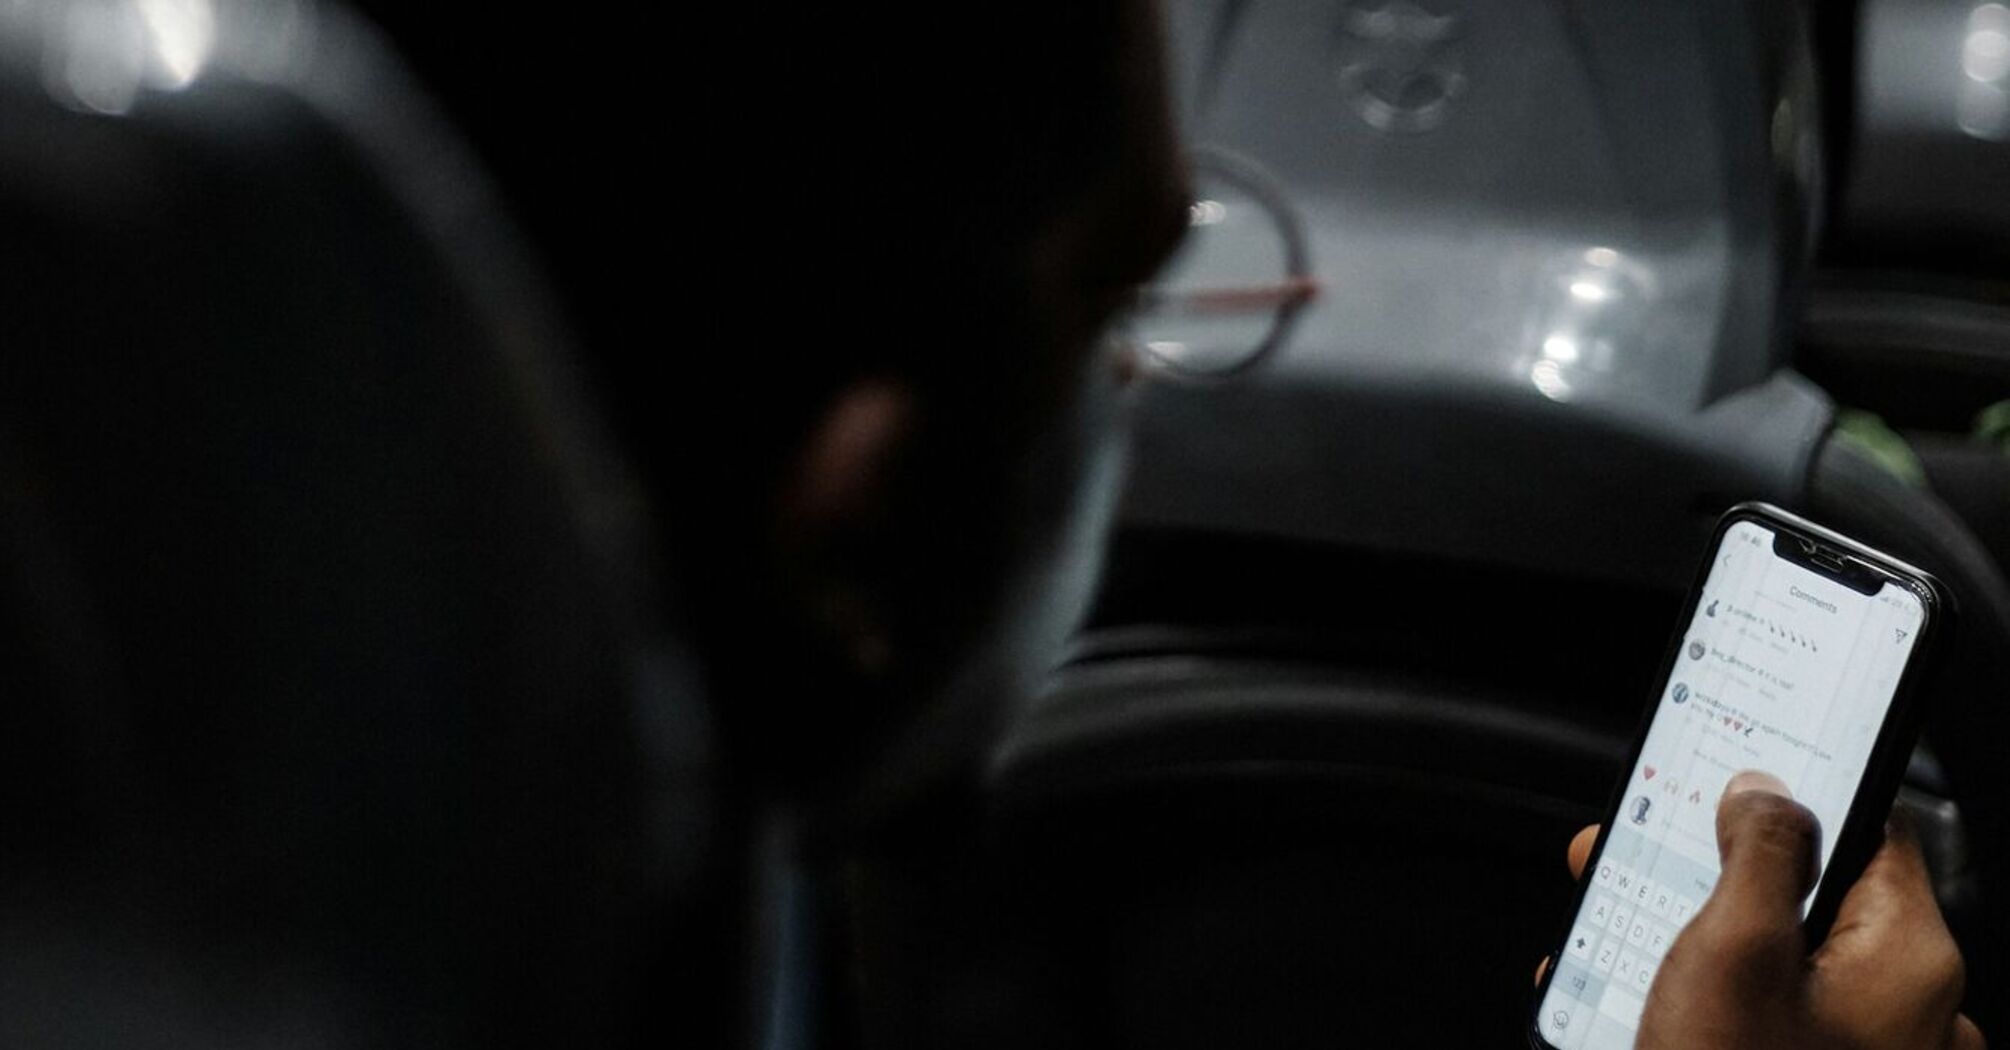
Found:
1597,984 -> 1646,1030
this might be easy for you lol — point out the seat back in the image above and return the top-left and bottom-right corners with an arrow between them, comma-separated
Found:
0,4 -> 676,1045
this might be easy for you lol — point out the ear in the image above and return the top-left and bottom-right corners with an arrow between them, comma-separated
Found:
775,378 -> 916,674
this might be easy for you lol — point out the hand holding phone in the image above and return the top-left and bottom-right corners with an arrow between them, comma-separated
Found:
1531,504 -> 1967,1049
1632,773 -> 1981,1049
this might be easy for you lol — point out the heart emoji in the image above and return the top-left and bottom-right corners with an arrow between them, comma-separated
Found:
1644,766 -> 1657,780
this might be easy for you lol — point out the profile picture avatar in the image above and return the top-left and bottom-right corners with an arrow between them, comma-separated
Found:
1671,682 -> 1689,704
1687,640 -> 1706,661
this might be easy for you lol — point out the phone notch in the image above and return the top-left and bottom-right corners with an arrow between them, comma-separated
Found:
1772,530 -> 1885,595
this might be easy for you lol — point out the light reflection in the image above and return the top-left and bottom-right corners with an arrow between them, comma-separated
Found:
50,3 -> 146,115
1968,25 -> 2010,82
136,0 -> 214,89
1530,359 -> 1572,401
1529,245 -> 1654,403
42,0 -> 216,116
1957,81 -> 2010,140
1960,4 -> 2010,140
1189,200 -> 1227,226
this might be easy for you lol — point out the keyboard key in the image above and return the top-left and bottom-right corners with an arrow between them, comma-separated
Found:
1595,861 -> 1616,887
1672,895 -> 1696,924
1565,926 -> 1596,962
1615,950 -> 1640,986
1610,904 -> 1634,938
1614,867 -> 1636,896
1647,924 -> 1671,956
1544,1004 -> 1573,1040
1633,956 -> 1656,994
1627,917 -> 1650,948
1649,885 -> 1675,918
1594,939 -> 1620,974
1632,876 -> 1656,907
1589,896 -> 1615,928
1597,984 -> 1647,1029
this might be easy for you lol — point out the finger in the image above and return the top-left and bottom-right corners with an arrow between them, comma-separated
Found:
1535,955 -> 1550,987
1680,771 -> 1819,976
1824,812 -> 1942,946
1568,825 -> 1599,882
1710,771 -> 1821,917
1810,816 -> 1967,1034
1948,1014 -> 1986,1050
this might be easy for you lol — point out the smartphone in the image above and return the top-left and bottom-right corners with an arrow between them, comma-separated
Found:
1529,503 -> 1946,1050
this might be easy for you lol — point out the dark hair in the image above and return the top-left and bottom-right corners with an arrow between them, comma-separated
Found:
629,13 -> 1144,621
637,8 -> 1139,477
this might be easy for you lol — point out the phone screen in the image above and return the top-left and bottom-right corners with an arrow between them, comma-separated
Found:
1534,517 -> 1926,1049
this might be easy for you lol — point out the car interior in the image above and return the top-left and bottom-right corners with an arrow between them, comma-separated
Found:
0,1 -> 2002,1047
990,1 -> 2010,1045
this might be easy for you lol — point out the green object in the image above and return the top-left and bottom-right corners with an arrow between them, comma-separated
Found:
1832,409 -> 1927,488
1976,400 -> 2010,456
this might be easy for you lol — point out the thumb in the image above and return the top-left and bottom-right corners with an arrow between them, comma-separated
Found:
1681,772 -> 1822,978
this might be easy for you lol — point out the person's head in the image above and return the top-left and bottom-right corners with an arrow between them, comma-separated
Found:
626,4 -> 1190,821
